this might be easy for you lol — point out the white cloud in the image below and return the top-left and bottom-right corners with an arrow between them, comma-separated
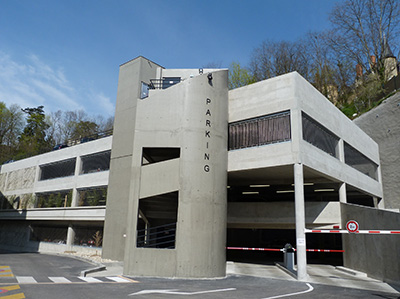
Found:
92,92 -> 115,116
0,52 -> 114,116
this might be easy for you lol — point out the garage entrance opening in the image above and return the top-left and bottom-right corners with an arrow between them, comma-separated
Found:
227,228 -> 343,266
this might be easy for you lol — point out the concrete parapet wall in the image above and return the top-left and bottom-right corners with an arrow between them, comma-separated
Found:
0,206 -> 106,221
341,203 -> 400,284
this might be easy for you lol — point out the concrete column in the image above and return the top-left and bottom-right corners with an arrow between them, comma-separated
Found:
339,183 -> 347,203
376,166 -> 385,209
71,189 -> 79,207
32,165 -> 41,207
337,140 -> 347,204
71,156 -> 82,208
337,139 -> 345,162
74,156 -> 82,176
294,163 -> 308,281
66,225 -> 75,252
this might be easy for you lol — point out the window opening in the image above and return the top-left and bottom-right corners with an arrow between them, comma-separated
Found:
140,82 -> 150,99
40,158 -> 76,180
78,187 -> 107,206
36,190 -> 72,208
29,225 -> 67,244
81,151 -> 111,174
136,191 -> 178,249
229,111 -> 291,150
73,226 -> 104,247
142,147 -> 180,165
344,142 -> 378,180
302,112 -> 339,157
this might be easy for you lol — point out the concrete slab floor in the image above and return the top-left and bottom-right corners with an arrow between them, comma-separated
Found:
84,259 -> 399,296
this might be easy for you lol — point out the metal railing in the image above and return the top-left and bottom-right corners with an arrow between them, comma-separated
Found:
67,129 -> 113,147
136,222 -> 176,249
149,78 -> 181,90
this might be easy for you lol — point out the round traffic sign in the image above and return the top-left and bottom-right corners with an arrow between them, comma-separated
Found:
346,220 -> 359,233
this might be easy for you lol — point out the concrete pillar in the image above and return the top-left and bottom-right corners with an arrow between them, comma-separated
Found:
338,140 -> 347,204
71,189 -> 79,207
33,165 -> 41,207
339,183 -> 347,203
294,163 -> 308,281
71,156 -> 82,207
376,165 -> 385,209
66,225 -> 75,252
337,139 -> 345,161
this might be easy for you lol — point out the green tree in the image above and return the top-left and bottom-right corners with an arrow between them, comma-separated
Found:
17,106 -> 52,159
353,73 -> 385,113
228,62 -> 256,89
71,120 -> 98,140
0,102 -> 24,163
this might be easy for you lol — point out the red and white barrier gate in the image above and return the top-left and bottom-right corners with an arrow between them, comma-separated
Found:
226,247 -> 344,253
227,247 -> 283,252
305,229 -> 400,234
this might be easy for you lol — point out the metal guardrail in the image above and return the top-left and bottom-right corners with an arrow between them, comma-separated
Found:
67,129 -> 113,147
149,78 -> 181,90
137,222 -> 176,249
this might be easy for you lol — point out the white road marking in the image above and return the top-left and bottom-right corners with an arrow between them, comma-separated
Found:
48,277 -> 72,283
78,276 -> 103,283
16,276 -> 37,283
13,275 -> 134,284
129,288 -> 237,296
262,283 -> 314,299
106,276 -> 131,283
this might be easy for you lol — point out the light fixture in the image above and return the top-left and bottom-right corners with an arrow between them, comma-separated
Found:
207,73 -> 213,81
314,189 -> 335,192
249,184 -> 270,187
242,191 -> 259,195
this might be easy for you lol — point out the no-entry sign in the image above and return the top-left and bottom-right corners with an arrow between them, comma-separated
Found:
346,220 -> 359,233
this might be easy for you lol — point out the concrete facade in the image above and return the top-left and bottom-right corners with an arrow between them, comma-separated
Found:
354,92 -> 400,210
0,137 -> 111,253
227,72 -> 383,280
0,56 -> 394,281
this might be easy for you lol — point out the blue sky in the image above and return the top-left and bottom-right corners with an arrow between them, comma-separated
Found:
0,0 -> 341,117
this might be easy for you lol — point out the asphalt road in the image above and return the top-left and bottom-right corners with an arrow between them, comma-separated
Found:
0,252 -> 399,299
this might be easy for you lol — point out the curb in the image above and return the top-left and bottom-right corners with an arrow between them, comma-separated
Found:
80,265 -> 107,277
58,252 -> 107,277
275,262 -> 297,279
335,266 -> 367,277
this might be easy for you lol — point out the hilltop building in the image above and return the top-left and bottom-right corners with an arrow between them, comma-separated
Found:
0,56 -> 398,283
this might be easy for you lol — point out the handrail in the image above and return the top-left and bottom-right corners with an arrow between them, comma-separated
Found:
149,78 -> 181,90
67,129 -> 113,147
137,222 -> 176,249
